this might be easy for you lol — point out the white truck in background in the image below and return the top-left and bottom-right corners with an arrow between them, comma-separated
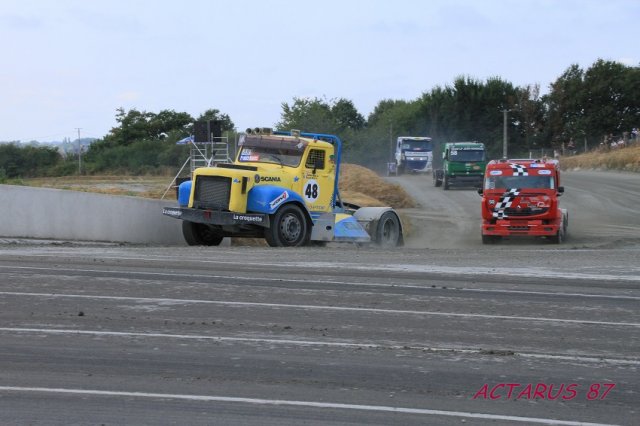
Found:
395,136 -> 433,174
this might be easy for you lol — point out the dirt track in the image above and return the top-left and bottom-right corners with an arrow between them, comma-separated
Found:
392,169 -> 640,250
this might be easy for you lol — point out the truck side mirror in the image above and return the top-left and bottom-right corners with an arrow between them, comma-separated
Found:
477,188 -> 483,196
557,186 -> 564,195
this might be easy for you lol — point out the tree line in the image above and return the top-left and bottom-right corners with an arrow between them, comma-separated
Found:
1,59 -> 638,179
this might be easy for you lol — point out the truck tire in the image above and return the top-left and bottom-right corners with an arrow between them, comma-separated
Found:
375,211 -> 401,247
443,175 -> 450,190
265,204 -> 310,247
549,230 -> 563,244
481,234 -> 501,244
433,171 -> 442,187
549,221 -> 567,244
182,221 -> 224,246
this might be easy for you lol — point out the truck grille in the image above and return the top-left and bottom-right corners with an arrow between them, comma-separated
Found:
503,207 -> 548,216
193,176 -> 231,210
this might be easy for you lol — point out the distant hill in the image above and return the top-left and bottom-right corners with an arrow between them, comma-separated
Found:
0,138 -> 97,155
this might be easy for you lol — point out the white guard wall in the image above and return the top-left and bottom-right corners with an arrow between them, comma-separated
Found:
0,184 -> 187,245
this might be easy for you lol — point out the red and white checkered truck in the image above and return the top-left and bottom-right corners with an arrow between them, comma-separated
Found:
478,158 -> 568,244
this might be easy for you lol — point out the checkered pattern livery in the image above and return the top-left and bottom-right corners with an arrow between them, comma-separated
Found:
509,163 -> 528,176
492,188 -> 521,219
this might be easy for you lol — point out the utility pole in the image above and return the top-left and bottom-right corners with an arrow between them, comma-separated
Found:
389,122 -> 393,162
502,109 -> 508,158
75,127 -> 82,175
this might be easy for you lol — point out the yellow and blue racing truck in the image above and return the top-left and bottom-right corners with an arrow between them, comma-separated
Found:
163,128 -> 404,247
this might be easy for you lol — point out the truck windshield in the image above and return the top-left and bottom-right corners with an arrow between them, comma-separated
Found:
485,175 -> 555,190
450,149 -> 484,162
401,140 -> 432,151
238,146 -> 302,167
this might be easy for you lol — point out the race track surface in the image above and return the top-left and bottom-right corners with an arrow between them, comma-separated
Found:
0,169 -> 638,425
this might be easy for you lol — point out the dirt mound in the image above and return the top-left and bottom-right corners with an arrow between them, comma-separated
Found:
339,163 -> 416,208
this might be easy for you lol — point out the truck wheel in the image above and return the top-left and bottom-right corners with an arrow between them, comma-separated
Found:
443,175 -> 450,190
549,231 -> 562,244
182,221 -> 224,246
433,172 -> 442,187
375,211 -> 401,247
481,234 -> 501,244
265,204 -> 309,247
549,223 -> 566,244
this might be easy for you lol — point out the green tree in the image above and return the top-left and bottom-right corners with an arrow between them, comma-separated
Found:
419,76 -> 524,157
277,97 -> 336,133
582,59 -> 639,138
514,84 -> 545,152
0,143 -> 61,178
84,107 -> 235,174
331,99 -> 365,132
543,64 -> 585,147
542,60 -> 640,149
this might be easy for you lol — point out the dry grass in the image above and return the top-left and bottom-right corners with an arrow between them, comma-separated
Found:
22,175 -> 172,199
560,144 -> 640,172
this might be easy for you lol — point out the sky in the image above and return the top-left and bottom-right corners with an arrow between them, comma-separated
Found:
1,0 -> 638,142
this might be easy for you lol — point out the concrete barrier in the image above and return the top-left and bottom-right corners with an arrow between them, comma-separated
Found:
0,184 -> 186,245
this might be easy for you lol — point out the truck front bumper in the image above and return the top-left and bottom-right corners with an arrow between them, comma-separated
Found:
405,160 -> 431,172
482,219 -> 560,237
163,207 -> 270,228
448,174 -> 483,186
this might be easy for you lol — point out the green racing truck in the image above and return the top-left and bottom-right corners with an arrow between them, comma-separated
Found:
433,141 -> 487,190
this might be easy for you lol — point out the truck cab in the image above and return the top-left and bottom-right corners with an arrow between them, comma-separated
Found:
163,128 -> 404,247
395,136 -> 433,174
478,158 -> 568,244
433,142 -> 486,189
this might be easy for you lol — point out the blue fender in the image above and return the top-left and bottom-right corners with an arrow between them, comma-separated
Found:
178,180 -> 192,207
247,185 -> 307,215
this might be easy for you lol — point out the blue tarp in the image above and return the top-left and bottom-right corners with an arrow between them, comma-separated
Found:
176,135 -> 194,145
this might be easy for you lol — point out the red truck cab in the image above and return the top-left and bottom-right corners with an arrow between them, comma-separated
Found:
478,158 -> 568,244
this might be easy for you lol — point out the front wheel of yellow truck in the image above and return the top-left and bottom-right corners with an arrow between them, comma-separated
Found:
265,204 -> 310,247
182,221 -> 224,246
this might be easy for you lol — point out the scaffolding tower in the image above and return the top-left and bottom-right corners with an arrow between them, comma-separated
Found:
161,135 -> 234,200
